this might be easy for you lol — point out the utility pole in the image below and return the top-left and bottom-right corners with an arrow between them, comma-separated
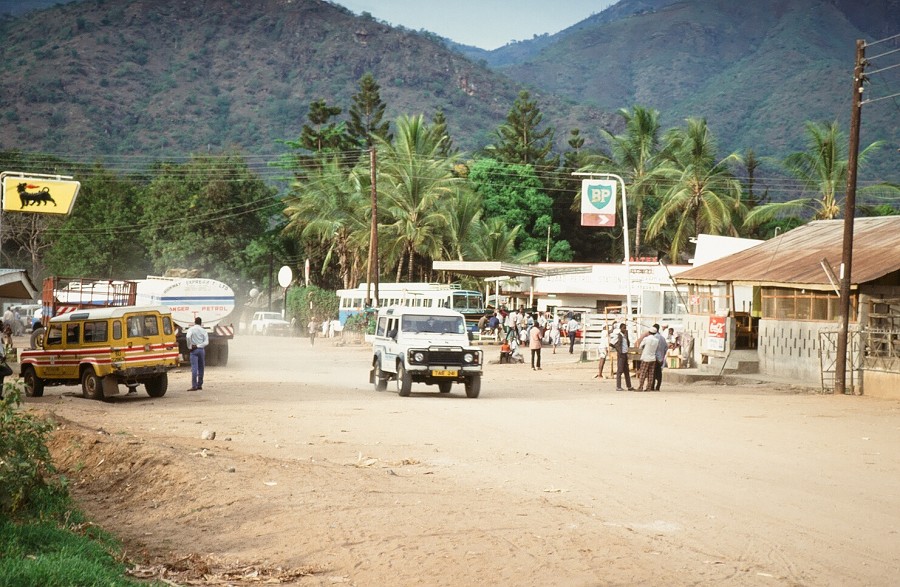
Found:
366,146 -> 379,306
835,39 -> 866,395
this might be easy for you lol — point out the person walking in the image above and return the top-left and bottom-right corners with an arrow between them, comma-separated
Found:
549,315 -> 561,354
186,316 -> 209,391
307,317 -> 318,346
636,327 -> 660,391
612,323 -> 634,391
566,313 -> 579,354
528,314 -> 543,370
652,323 -> 668,391
594,326 -> 609,379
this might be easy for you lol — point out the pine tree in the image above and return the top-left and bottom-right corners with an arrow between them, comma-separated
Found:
487,90 -> 559,174
348,73 -> 391,148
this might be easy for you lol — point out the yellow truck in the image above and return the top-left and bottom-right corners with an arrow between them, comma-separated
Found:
19,306 -> 180,400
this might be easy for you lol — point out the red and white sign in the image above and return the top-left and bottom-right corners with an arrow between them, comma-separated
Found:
707,316 -> 726,351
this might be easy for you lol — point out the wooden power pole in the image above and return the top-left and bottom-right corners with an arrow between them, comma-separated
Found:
835,39 -> 866,395
366,146 -> 379,306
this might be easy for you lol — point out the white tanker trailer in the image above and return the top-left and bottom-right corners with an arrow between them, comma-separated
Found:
134,276 -> 235,367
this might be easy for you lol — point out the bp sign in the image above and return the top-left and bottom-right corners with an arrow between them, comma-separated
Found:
1,171 -> 80,215
580,179 -> 617,226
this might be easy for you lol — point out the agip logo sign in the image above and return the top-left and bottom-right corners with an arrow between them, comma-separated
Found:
580,179 -> 617,227
1,172 -> 80,215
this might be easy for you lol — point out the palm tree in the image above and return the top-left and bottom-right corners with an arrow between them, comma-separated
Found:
744,121 -> 889,227
597,106 -> 662,257
376,115 -> 460,281
282,157 -> 369,288
646,118 -> 744,260
468,218 -> 539,263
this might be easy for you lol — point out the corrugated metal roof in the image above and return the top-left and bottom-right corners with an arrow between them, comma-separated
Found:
674,216 -> 900,289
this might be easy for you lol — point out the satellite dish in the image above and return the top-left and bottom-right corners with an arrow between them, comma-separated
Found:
277,265 -> 293,288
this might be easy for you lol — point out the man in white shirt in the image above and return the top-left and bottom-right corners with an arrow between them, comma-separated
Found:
186,317 -> 209,391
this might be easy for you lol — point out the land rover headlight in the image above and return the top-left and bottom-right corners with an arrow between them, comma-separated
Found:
463,353 -> 474,363
413,351 -> 425,363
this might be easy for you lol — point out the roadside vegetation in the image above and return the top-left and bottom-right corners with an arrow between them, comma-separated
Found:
0,383 -> 148,586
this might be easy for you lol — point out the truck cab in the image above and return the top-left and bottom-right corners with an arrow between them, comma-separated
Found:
369,306 -> 483,398
19,306 -> 180,400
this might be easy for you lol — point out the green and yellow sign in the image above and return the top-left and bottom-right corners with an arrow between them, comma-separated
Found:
1,172 -> 80,215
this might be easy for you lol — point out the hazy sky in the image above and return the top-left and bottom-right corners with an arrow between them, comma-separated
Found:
331,0 -> 619,50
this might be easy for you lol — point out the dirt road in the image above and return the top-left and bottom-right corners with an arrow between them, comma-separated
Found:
24,334 -> 900,586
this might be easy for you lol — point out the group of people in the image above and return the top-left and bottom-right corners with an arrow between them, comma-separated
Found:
597,322 -> 680,391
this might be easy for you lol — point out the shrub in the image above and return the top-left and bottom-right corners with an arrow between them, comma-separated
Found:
0,382 -> 58,514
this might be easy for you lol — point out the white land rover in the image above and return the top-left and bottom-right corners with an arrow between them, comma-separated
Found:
369,306 -> 483,398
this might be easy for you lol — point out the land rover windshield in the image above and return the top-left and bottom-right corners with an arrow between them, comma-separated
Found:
401,314 -> 466,335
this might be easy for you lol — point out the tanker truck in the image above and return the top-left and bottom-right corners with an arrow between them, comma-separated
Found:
134,276 -> 235,366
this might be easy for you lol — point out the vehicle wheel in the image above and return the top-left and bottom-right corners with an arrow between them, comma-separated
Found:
373,359 -> 388,391
145,373 -> 168,397
438,381 -> 452,393
23,367 -> 44,397
396,362 -> 412,397
30,327 -> 45,350
205,344 -> 219,367
464,376 -> 481,398
217,344 -> 229,367
81,367 -> 104,401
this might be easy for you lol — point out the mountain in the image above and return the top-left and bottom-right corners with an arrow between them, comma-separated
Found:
0,0 -> 896,183
493,0 -> 899,179
0,0 -> 612,162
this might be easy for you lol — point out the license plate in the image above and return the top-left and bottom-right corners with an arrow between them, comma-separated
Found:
431,369 -> 458,377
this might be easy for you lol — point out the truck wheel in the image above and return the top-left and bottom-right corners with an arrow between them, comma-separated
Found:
438,381 -> 452,393
145,373 -> 168,397
30,327 -> 45,350
396,362 -> 412,397
205,345 -> 219,367
464,376 -> 481,398
81,367 -> 104,401
217,344 -> 229,367
23,367 -> 44,397
373,359 -> 388,391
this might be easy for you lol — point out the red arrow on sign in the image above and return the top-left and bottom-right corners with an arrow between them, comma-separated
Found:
581,213 -> 616,227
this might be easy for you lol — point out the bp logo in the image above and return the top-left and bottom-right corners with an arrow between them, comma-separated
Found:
586,183 -> 614,211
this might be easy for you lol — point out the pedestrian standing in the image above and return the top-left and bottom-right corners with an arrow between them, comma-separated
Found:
612,323 -> 634,391
528,314 -> 543,370
636,327 -> 660,391
652,323 -> 668,391
308,317 -> 318,346
186,316 -> 209,391
566,314 -> 579,354
549,316 -> 561,354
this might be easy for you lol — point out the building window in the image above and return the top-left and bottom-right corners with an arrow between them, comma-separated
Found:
760,287 -> 850,321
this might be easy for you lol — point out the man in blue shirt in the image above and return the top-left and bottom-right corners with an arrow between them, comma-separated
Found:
186,316 -> 209,391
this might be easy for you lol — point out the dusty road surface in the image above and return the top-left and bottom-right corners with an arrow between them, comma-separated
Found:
22,334 -> 900,586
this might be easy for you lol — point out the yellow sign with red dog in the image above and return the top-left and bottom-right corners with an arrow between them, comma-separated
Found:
1,172 -> 80,215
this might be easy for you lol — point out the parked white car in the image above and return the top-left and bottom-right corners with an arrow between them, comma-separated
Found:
369,306 -> 483,398
249,311 -> 290,336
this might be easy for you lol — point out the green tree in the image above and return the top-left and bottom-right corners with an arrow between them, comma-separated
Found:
744,121 -> 893,227
646,118 -> 744,261
486,90 -> 560,177
467,217 -> 539,263
597,106 -> 662,257
376,115 -> 459,281
469,158 -> 570,261
347,73 -> 391,148
44,166 -> 150,278
281,157 -> 370,289
140,152 -> 276,282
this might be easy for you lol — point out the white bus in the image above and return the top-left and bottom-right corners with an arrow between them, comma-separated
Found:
337,283 -> 485,330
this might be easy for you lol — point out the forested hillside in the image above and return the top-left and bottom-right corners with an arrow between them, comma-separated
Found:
495,0 -> 899,180
0,0 -> 609,159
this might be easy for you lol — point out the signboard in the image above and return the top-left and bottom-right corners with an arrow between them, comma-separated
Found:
707,315 -> 726,351
1,172 -> 80,215
580,179 -> 617,227
277,265 -> 293,288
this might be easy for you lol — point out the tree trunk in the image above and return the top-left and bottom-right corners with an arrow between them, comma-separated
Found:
634,207 -> 643,259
